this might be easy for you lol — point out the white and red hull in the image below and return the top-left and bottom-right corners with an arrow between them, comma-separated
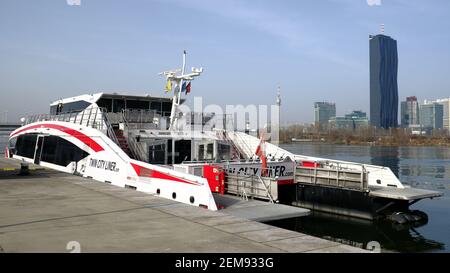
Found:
8,120 -> 218,210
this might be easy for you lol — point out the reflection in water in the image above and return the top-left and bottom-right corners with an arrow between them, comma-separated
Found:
370,146 -> 400,178
266,211 -> 445,253
278,143 -> 450,252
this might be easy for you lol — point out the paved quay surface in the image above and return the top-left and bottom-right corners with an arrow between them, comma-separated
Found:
0,158 -> 368,253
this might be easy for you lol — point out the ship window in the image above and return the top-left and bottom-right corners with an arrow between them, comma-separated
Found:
56,101 -> 91,114
113,99 -> 125,113
218,143 -> 231,161
40,136 -> 89,167
206,143 -> 214,160
126,100 -> 149,110
175,140 -> 191,164
162,101 -> 172,114
50,105 -> 57,115
97,98 -> 113,112
15,134 -> 37,158
150,101 -> 162,112
148,143 -> 166,164
198,145 -> 205,161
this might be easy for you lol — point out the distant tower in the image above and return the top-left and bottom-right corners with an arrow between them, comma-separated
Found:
276,84 -> 281,130
276,85 -> 281,108
272,85 -> 281,145
369,29 -> 399,129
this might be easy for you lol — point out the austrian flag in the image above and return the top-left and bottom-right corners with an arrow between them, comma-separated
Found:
255,134 -> 267,176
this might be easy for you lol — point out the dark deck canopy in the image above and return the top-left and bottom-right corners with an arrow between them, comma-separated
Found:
96,93 -> 184,116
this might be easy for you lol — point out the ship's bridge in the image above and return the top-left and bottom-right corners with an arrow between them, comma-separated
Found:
50,92 -> 179,118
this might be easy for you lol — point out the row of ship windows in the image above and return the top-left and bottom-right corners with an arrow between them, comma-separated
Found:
11,134 -> 89,167
49,99 -> 173,115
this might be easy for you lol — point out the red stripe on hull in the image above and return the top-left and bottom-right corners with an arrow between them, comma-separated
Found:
131,163 -> 201,186
11,123 -> 104,152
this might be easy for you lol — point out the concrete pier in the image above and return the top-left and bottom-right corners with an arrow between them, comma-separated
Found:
0,158 -> 367,253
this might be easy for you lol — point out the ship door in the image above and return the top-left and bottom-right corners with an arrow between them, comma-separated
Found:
34,136 -> 44,165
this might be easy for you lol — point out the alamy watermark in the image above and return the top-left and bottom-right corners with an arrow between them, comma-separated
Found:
66,0 -> 81,6
367,0 -> 382,6
170,96 -> 280,143
66,241 -> 81,253
366,241 -> 381,253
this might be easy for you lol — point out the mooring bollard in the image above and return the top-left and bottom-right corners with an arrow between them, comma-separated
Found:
20,162 -> 29,175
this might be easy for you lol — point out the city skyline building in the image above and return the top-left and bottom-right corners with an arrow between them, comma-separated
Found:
329,110 -> 369,130
401,96 -> 420,127
420,103 -> 444,131
314,101 -> 336,130
424,98 -> 450,132
369,34 -> 399,129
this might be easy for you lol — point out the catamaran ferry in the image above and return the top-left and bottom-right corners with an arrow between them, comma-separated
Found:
5,53 -> 442,223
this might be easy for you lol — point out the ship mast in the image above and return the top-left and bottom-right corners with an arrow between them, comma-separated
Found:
159,51 -> 203,130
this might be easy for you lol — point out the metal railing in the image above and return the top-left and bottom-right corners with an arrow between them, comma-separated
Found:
216,130 -> 243,160
21,107 -> 130,162
257,175 -> 275,203
225,172 -> 277,202
121,110 -> 147,162
103,112 -> 120,147
295,163 -> 369,192
227,131 -> 255,159
22,107 -> 108,132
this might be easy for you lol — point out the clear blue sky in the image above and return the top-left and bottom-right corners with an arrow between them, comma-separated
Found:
1,0 -> 450,124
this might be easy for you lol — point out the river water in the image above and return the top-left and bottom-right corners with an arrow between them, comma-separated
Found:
265,143 -> 450,253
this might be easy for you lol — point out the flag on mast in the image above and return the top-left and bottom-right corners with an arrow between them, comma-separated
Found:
165,79 -> 172,93
185,81 -> 191,94
181,81 -> 187,93
255,133 -> 267,176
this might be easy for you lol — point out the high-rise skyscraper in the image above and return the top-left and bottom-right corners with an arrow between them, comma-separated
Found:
424,98 -> 450,132
420,103 -> 443,130
370,34 -> 399,129
314,102 -> 336,130
400,96 -> 420,127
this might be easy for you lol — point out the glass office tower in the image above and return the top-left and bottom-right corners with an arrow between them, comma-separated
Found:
370,34 -> 399,129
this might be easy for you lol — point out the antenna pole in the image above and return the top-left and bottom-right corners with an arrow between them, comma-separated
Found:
182,50 -> 186,75
160,50 -> 203,130
178,50 -> 187,105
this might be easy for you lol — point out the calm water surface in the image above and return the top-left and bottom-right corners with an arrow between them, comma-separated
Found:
265,143 -> 450,253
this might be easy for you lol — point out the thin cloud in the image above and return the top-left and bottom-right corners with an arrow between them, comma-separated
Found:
161,0 -> 361,68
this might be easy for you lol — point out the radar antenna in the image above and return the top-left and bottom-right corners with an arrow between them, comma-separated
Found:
159,50 -> 203,130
